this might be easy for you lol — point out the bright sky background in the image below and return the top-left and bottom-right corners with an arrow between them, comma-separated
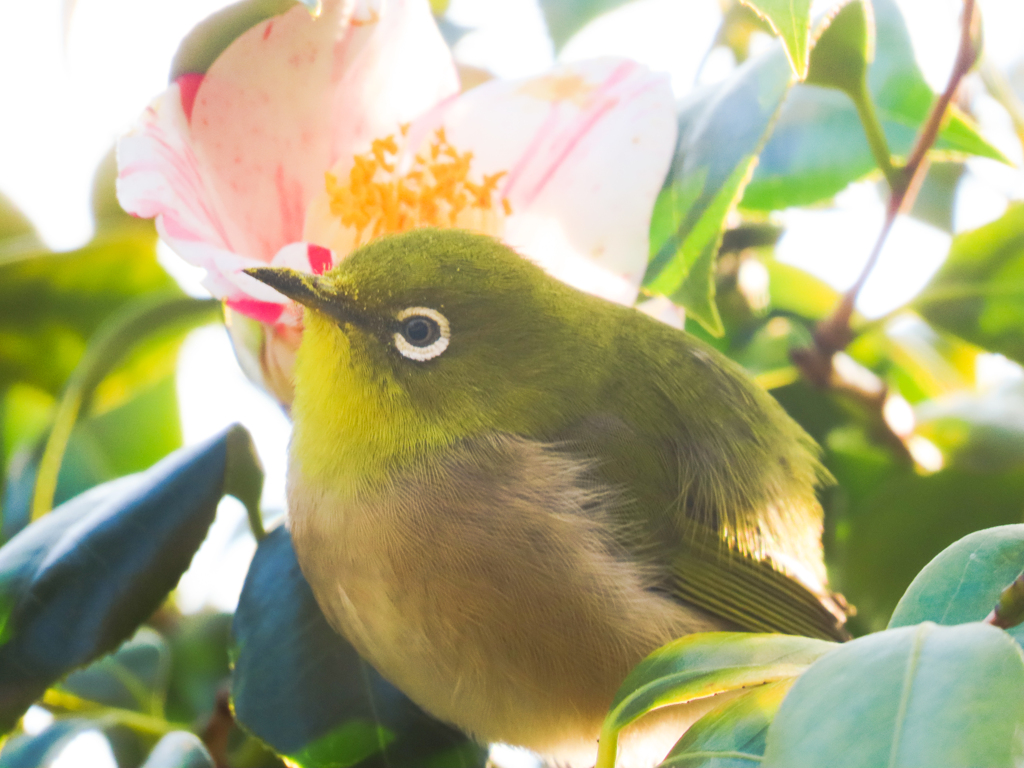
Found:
2,1 -> 1023,763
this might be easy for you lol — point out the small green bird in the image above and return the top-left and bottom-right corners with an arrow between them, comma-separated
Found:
247,228 -> 846,768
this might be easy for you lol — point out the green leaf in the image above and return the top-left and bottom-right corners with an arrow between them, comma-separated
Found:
0,194 -> 43,258
659,679 -> 793,768
915,203 -> 1024,365
163,613 -> 232,725
596,633 -> 834,768
742,0 -> 1004,210
58,628 -> 171,716
0,230 -> 175,396
645,43 -> 795,335
29,296 -> 222,519
915,380 -> 1024,472
760,622 -> 1024,768
0,425 -> 263,734
825,436 -> 1024,632
171,0 -> 303,80
231,527 -> 486,768
537,0 -> 634,50
805,0 -> 871,95
140,732 -> 215,768
740,0 -> 811,78
889,525 -> 1024,648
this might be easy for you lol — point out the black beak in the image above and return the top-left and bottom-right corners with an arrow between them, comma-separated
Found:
244,267 -> 365,326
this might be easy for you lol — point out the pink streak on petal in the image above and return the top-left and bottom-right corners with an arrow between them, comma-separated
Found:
176,73 -> 205,123
226,297 -> 286,324
308,244 -> 334,274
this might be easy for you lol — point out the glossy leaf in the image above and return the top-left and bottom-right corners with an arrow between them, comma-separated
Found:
915,203 -> 1024,365
645,43 -> 794,334
742,0 -> 1004,210
537,0 -> 633,49
0,425 -> 262,733
740,0 -> 811,77
760,622 -> 1024,768
140,732 -> 215,768
889,525 -> 1024,648
596,633 -> 834,768
231,527 -> 486,768
659,679 -> 793,768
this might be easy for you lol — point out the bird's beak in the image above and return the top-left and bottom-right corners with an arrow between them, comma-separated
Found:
244,267 -> 363,326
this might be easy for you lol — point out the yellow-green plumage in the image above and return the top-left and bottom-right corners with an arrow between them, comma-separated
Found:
247,228 -> 846,768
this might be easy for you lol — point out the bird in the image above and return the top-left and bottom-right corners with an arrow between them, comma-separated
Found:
245,227 -> 847,768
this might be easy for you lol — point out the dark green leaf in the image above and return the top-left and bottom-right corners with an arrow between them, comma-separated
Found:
0,719 -> 93,768
231,527 -> 486,768
645,43 -> 794,334
140,732 -> 215,768
0,425 -> 262,733
760,622 -> 1024,768
537,0 -> 634,50
740,0 -> 811,77
659,679 -> 792,768
915,203 -> 1024,365
597,633 -> 834,767
889,525 -> 1024,648
58,628 -> 170,715
742,0 -> 1004,210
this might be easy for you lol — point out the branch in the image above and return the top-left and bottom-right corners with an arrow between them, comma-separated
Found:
985,572 -> 1024,631
792,0 -> 980,455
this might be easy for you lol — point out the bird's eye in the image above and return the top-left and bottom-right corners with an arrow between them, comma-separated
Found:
394,307 -> 450,361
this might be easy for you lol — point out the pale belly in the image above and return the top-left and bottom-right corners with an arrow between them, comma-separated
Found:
287,437 -> 729,767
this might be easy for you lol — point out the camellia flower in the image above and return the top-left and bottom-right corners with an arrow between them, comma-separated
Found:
117,0 -> 677,407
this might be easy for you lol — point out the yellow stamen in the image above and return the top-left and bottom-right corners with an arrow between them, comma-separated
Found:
325,128 -> 511,244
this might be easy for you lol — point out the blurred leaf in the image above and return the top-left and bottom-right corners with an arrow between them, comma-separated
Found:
742,0 -> 1004,210
0,425 -> 262,734
826,433 -> 1024,632
760,622 -> 1024,768
716,2 -> 775,64
30,296 -> 221,519
735,316 -> 812,390
740,0 -> 811,77
805,0 -> 871,95
0,230 -> 174,396
915,203 -> 1024,365
231,527 -> 486,768
889,525 -> 1024,648
140,732 -> 215,768
645,44 -> 794,334
0,194 -> 43,258
765,261 -> 843,321
537,0 -> 634,50
0,718 -> 93,768
915,381 -> 1024,472
597,633 -> 834,767
57,628 -> 170,717
171,0 -> 300,80
904,161 -> 964,232
164,613 -> 232,725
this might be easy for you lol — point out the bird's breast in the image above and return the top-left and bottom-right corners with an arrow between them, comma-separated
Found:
287,433 -> 727,765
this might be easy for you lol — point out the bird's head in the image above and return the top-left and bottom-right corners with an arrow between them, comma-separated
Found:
245,228 -> 604,487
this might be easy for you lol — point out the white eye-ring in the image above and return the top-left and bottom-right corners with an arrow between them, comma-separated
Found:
394,307 -> 450,361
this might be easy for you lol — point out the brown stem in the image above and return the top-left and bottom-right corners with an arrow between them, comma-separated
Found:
792,0 -> 980,457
